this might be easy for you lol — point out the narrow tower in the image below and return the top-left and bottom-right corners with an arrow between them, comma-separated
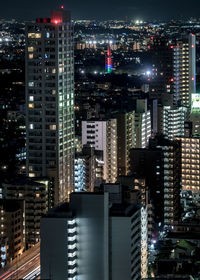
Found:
105,45 -> 113,74
25,7 -> 75,204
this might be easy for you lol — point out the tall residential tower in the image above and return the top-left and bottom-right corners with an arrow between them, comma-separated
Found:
150,34 -> 196,108
25,8 -> 74,204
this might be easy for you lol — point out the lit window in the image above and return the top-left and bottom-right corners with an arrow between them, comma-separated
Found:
29,96 -> 34,101
50,124 -> 56,130
28,103 -> 34,108
28,82 -> 34,87
36,193 -> 40,198
29,173 -> 35,178
59,67 -> 63,73
29,54 -> 33,59
28,47 -> 34,52
29,124 -> 34,129
28,33 -> 41,38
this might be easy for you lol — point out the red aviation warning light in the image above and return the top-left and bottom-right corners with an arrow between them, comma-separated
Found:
52,18 -> 62,24
61,5 -> 64,9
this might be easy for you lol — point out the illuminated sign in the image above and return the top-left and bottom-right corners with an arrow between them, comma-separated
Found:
192,93 -> 200,109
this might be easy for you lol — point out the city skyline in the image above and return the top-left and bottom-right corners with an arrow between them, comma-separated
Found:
0,0 -> 200,21
1,2 -> 200,279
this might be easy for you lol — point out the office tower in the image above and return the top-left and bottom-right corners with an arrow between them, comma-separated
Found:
41,192 -> 144,280
115,111 -> 135,176
135,99 -> 151,148
175,136 -> 200,192
2,178 -> 50,248
82,119 -> 117,183
150,34 -> 196,107
130,136 -> 181,228
0,200 -> 24,267
25,8 -> 74,204
157,105 -> 187,139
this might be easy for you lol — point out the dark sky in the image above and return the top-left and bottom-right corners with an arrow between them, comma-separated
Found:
1,0 -> 200,20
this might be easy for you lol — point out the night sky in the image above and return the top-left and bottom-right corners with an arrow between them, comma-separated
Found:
0,0 -> 200,20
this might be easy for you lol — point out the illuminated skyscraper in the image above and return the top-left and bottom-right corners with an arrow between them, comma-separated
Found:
25,8 -> 74,204
173,34 -> 196,108
105,45 -> 113,74
150,34 -> 196,108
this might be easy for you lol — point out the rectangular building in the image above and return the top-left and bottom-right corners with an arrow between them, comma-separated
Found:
82,119 -> 117,183
41,192 -> 144,280
25,8 -> 74,203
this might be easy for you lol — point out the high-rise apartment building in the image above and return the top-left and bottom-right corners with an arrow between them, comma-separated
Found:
82,119 -> 117,183
41,192 -> 143,280
102,182 -> 148,279
135,99 -> 151,148
130,136 -> 181,228
115,111 -> 135,176
175,136 -> 200,192
150,37 -> 174,99
150,34 -> 196,107
158,105 -> 186,139
2,178 -> 50,248
0,200 -> 24,267
25,8 -> 74,203
173,34 -> 196,107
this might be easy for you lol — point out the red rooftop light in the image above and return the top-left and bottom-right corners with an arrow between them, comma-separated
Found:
61,5 -> 64,9
170,78 -> 174,82
52,19 -> 62,24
